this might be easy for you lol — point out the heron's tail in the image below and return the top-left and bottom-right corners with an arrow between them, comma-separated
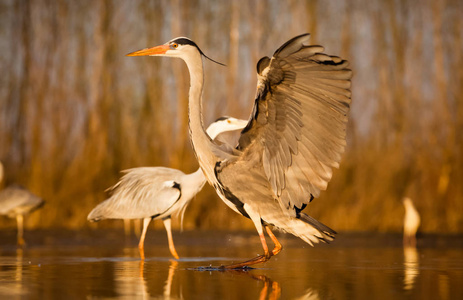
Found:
87,204 -> 107,222
285,213 -> 336,246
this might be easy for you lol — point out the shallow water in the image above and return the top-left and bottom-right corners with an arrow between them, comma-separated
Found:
0,230 -> 462,299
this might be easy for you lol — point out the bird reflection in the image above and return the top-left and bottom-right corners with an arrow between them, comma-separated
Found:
113,259 -> 149,298
0,249 -> 26,297
236,271 -> 281,300
293,288 -> 320,300
114,259 -> 179,299
403,246 -> 420,291
163,260 -> 179,298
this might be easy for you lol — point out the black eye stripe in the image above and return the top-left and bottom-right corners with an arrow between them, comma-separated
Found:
171,38 -> 199,48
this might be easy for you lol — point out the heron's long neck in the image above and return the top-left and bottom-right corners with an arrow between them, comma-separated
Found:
185,167 -> 207,192
184,54 -> 217,177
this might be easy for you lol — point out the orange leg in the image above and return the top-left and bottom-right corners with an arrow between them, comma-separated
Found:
222,225 -> 282,269
162,217 -> 180,259
265,226 -> 282,256
138,217 -> 152,260
16,215 -> 25,247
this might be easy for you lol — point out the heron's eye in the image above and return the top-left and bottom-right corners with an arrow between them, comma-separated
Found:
171,43 -> 178,49
227,120 -> 231,123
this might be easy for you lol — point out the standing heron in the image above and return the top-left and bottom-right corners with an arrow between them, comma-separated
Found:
403,197 -> 420,247
87,117 -> 247,260
0,161 -> 44,246
127,33 -> 352,268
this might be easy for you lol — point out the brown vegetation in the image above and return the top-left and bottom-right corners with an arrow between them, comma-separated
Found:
0,0 -> 462,233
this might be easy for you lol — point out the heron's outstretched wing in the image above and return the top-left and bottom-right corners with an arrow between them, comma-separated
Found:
236,33 -> 352,211
88,167 -> 183,220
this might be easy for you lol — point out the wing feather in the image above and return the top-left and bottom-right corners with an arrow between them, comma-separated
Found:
235,33 -> 352,210
88,167 -> 183,220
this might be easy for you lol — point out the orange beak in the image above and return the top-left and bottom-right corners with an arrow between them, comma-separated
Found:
126,44 -> 170,57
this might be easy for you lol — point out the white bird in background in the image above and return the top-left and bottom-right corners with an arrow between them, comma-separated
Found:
87,117 -> 247,260
127,33 -> 352,268
0,161 -> 44,246
403,197 -> 420,247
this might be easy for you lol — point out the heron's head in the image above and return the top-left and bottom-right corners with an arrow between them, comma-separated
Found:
206,117 -> 248,139
126,37 -> 224,65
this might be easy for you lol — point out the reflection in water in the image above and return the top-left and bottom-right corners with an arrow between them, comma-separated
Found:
403,246 -> 419,291
234,271 -> 281,300
294,288 -> 320,300
0,233 -> 462,299
113,259 -> 180,299
0,249 -> 25,297
115,248 -> 180,299
113,260 -> 148,298
163,261 -> 179,299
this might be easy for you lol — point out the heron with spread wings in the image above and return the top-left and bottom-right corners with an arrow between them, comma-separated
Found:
87,117 -> 247,260
127,34 -> 352,268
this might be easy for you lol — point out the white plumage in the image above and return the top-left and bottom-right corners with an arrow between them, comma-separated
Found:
403,197 -> 420,247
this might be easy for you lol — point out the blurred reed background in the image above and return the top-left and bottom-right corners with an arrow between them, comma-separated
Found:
0,0 -> 462,233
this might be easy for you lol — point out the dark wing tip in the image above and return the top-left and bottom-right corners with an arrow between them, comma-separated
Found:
273,33 -> 311,57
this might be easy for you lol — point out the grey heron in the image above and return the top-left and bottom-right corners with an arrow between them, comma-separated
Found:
87,117 -> 247,260
127,34 -> 352,268
403,197 -> 420,247
0,161 -> 44,246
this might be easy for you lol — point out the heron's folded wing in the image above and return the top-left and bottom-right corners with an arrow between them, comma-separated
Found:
92,167 -> 183,220
0,186 -> 43,215
236,33 -> 352,211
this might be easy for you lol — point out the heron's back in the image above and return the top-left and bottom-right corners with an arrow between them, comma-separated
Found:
0,186 -> 44,217
88,167 -> 187,221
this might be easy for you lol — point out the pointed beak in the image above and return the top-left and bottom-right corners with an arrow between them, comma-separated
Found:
236,119 -> 249,130
126,44 -> 170,57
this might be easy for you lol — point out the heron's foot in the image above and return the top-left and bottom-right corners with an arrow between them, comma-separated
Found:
138,245 -> 145,260
220,253 -> 273,270
168,245 -> 180,260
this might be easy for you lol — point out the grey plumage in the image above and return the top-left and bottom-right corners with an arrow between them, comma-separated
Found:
87,117 -> 247,259
127,33 -> 352,267
0,186 -> 44,217
0,161 -> 44,246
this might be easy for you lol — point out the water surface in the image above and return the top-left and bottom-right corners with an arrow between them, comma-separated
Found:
0,230 -> 462,299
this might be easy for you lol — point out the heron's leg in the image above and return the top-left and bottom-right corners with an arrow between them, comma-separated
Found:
221,205 -> 273,269
16,214 -> 25,247
138,217 -> 152,260
265,226 -> 282,256
162,217 -> 179,259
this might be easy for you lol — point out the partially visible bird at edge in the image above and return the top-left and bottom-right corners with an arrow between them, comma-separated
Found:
0,161 -> 44,246
126,33 -> 352,268
87,117 -> 248,260
403,197 -> 420,248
